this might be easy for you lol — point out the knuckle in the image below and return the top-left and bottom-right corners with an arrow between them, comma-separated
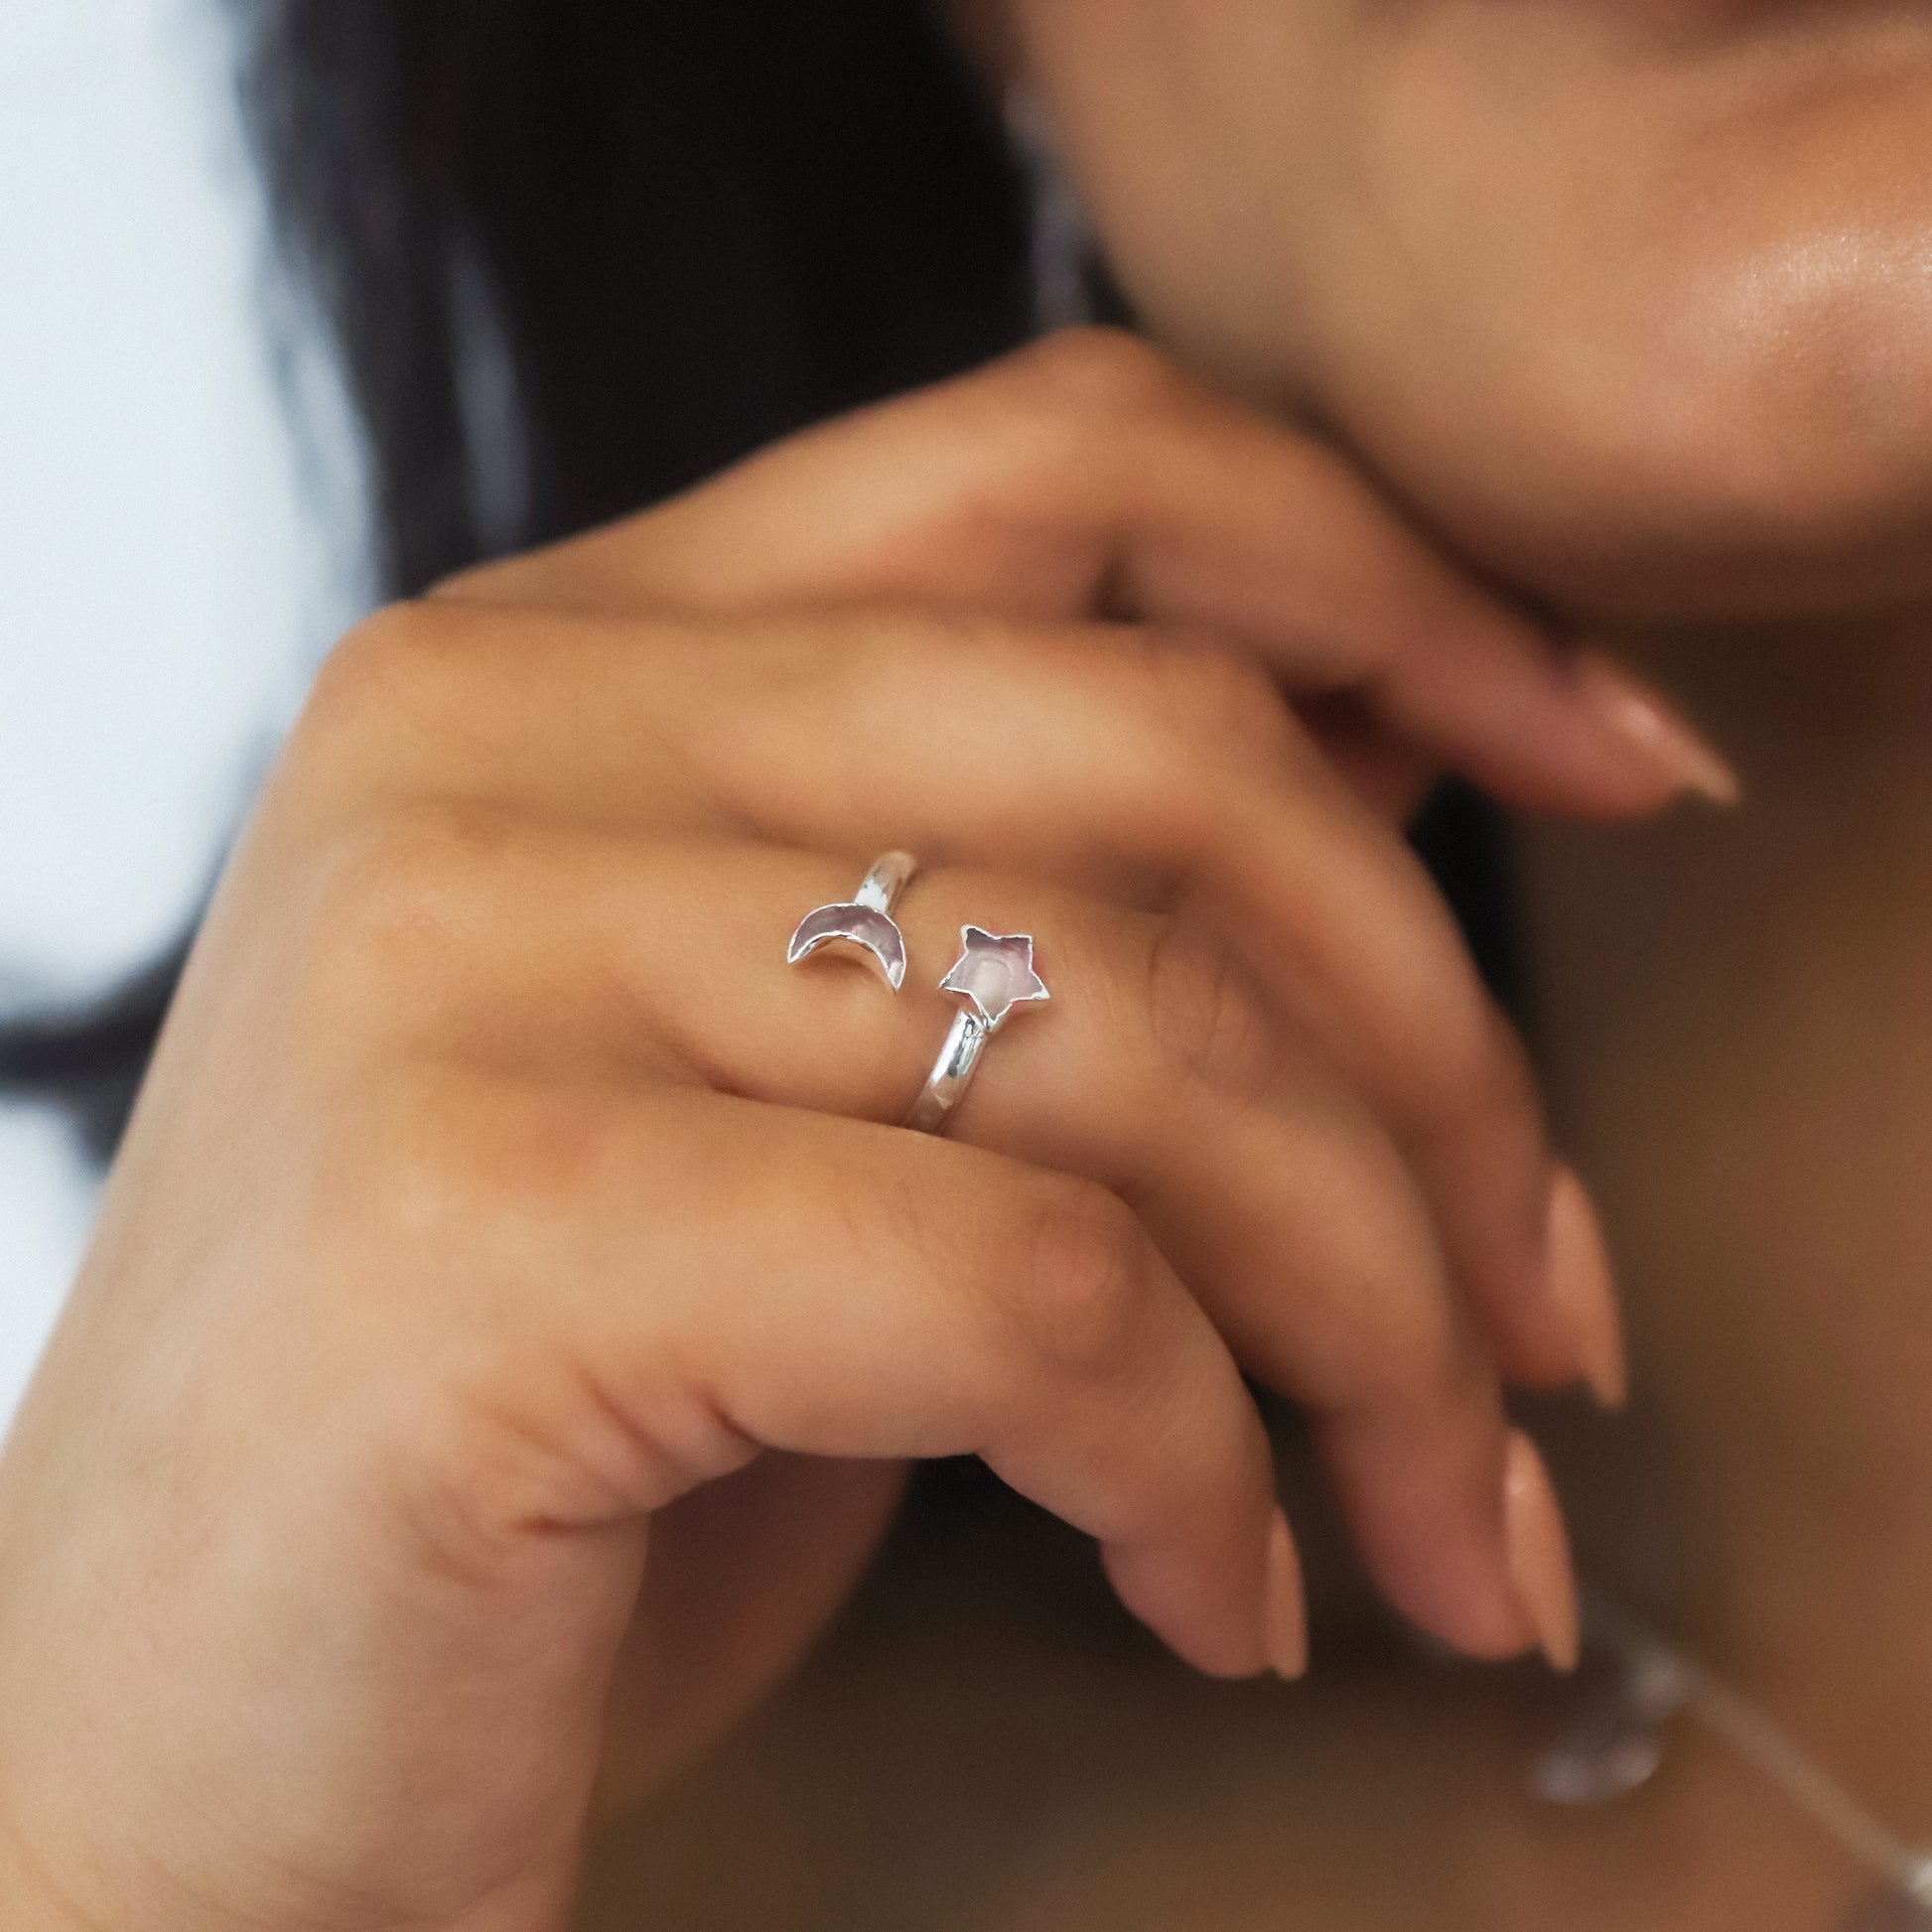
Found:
751,606 -> 983,725
973,329 -> 1195,536
297,601 -> 464,770
1035,642 -> 1218,840
1000,1178 -> 1153,1385
345,1064 -> 618,1264
1010,326 -> 1181,422
317,807 -> 484,955
317,1064 -> 484,1279
1298,1254 -> 1462,1415
1072,637 -> 1284,853
1136,634 -> 1294,764
308,1075 -> 639,1506
1324,1285 -> 1463,1413
292,805 -> 510,1044
1143,918 -> 1280,1104
1404,988 -> 1535,1139
1241,1128 -> 1467,1413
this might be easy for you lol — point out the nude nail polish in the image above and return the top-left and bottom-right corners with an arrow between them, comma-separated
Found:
1548,1167 -> 1628,1411
1264,1508 -> 1310,1681
1503,1430 -> 1581,1674
1573,650 -> 1743,807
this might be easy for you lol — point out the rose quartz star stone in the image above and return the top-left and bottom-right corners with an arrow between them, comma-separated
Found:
940,927 -> 1050,1031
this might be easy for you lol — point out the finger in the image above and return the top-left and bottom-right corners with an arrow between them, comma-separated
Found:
323,829 -> 1558,1660
301,607 -> 1591,1395
441,329 -> 1734,817
350,1070 -> 1303,1681
778,869 -> 1552,1662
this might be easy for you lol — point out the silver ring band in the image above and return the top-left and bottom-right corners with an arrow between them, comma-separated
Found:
905,926 -> 1050,1136
853,851 -> 917,915
905,1010 -> 993,1136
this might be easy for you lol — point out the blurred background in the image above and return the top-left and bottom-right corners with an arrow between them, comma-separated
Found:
0,0 -> 1037,1434
0,0 -> 368,1427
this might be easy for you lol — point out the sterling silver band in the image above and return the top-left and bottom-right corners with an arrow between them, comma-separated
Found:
904,926 -> 1050,1136
905,1010 -> 994,1136
853,851 -> 916,915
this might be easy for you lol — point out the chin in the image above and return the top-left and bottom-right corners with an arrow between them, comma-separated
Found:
1372,244 -> 1932,625
1333,30 -> 1932,623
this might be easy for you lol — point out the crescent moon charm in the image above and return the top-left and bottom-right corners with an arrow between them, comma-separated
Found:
786,852 -> 917,991
786,903 -> 909,990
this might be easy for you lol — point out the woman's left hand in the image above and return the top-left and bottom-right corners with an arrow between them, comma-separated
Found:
431,329 -> 1731,1805
0,334 -> 1735,1929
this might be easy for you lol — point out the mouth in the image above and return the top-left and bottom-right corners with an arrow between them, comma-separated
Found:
1447,0 -> 1931,52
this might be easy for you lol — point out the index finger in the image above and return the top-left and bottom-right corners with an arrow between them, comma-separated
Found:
444,329 -> 1734,819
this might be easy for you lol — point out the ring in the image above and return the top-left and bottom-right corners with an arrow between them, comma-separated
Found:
904,926 -> 1051,1136
787,851 -> 918,990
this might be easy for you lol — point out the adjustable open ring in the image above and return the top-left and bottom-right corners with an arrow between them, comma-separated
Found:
905,927 -> 1051,1136
787,851 -> 918,990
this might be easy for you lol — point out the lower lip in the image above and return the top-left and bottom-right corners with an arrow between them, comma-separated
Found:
1549,0 -> 1771,16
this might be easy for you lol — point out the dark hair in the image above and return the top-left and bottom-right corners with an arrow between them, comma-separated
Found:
1,0 -> 1035,1160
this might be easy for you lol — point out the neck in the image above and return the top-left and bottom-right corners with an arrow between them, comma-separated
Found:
1519,615 -> 1932,1821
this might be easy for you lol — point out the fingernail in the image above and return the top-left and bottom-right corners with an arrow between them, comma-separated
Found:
1572,650 -> 1742,807
1264,1508 -> 1310,1681
1503,1431 -> 1581,1674
1548,1167 -> 1628,1411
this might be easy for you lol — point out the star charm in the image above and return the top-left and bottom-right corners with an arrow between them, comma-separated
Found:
939,927 -> 1050,1032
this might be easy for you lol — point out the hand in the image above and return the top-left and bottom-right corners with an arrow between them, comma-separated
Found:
0,331 -> 1730,1931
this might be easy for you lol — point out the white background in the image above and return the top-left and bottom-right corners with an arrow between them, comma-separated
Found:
0,0 -> 362,1429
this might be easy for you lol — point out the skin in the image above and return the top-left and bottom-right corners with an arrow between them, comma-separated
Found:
1523,627 -> 1932,1838
571,8 -> 1932,1924
6,1 -> 1932,1927
0,341 -> 1690,1930
625,633 -> 1932,1932
1001,0 -> 1932,614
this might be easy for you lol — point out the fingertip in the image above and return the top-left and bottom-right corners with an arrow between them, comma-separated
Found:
1503,1430 -> 1582,1675
1547,1167 -> 1629,1412
1569,649 -> 1743,812
1264,1508 -> 1310,1681
1314,1411 -> 1540,1667
1378,628 -> 1741,824
1100,1511 -> 1289,1683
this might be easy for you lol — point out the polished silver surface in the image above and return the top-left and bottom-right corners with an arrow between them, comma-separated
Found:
906,928 -> 1050,1136
1530,1636 -> 1692,1807
1530,1683 -> 1668,1808
786,851 -> 917,991
854,851 -> 917,916
905,1010 -> 991,1136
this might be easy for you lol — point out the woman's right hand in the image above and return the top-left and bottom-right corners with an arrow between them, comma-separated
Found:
0,331 -> 1731,1932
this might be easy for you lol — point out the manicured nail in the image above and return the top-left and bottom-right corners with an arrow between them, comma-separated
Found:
1503,1431 -> 1581,1674
1573,650 -> 1742,807
1548,1167 -> 1628,1411
1264,1508 -> 1310,1681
